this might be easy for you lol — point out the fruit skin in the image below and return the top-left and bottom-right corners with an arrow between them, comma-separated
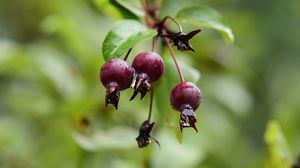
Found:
132,51 -> 164,82
130,51 -> 164,100
100,58 -> 134,90
100,58 -> 134,109
170,82 -> 201,112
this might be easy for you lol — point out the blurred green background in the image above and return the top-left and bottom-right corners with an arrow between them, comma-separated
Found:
1,0 -> 300,167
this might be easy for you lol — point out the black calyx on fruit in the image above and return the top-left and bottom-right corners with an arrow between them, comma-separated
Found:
179,105 -> 198,132
105,82 -> 120,109
130,73 -> 151,100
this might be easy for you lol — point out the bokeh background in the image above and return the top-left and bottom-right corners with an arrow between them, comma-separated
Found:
1,0 -> 300,167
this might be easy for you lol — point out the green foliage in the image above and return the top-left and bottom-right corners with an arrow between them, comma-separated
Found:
176,6 -> 234,43
102,20 -> 157,61
1,0 -> 300,168
115,0 -> 144,17
94,0 -> 124,18
73,127 -> 137,151
264,121 -> 292,168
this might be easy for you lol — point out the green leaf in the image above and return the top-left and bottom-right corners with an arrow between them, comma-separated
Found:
264,120 -> 292,168
152,130 -> 204,168
94,0 -> 123,19
176,6 -> 234,43
115,0 -> 144,17
73,127 -> 137,151
102,20 -> 157,61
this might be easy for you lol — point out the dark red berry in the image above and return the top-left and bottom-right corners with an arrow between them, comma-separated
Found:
170,82 -> 201,111
100,58 -> 134,109
130,51 -> 164,100
132,51 -> 164,81
170,82 -> 202,132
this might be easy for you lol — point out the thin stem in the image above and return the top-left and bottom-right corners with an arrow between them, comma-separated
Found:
140,0 -> 147,9
124,48 -> 132,61
147,87 -> 154,121
140,0 -> 152,27
164,37 -> 185,82
151,36 -> 158,52
154,0 -> 162,9
161,16 -> 183,32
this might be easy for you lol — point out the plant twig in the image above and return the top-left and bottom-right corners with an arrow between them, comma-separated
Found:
151,36 -> 158,52
164,37 -> 185,82
124,48 -> 132,61
154,0 -> 162,9
161,16 -> 183,32
140,0 -> 152,27
147,87 -> 154,121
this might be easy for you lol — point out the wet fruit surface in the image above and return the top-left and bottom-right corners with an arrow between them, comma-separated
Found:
132,51 -> 164,82
100,58 -> 134,90
100,58 -> 134,109
170,82 -> 201,112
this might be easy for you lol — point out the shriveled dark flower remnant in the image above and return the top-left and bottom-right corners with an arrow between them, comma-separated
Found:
163,29 -> 201,52
179,105 -> 198,132
136,120 -> 160,148
105,83 -> 120,109
130,73 -> 151,100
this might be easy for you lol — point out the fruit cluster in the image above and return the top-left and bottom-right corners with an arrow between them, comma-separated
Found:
99,3 -> 202,148
100,51 -> 164,108
100,46 -> 201,147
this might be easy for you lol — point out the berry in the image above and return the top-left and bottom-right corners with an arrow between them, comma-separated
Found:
170,82 -> 202,132
132,51 -> 164,81
130,51 -> 164,100
100,58 -> 134,109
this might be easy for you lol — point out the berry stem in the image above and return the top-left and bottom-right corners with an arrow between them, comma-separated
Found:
161,16 -> 183,32
151,36 -> 158,52
164,37 -> 185,82
154,0 -> 162,9
147,87 -> 154,121
140,0 -> 152,27
124,48 -> 132,61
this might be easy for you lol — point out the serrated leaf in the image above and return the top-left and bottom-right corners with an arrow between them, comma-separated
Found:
264,120 -> 292,168
176,6 -> 234,43
102,20 -> 157,61
115,0 -> 144,17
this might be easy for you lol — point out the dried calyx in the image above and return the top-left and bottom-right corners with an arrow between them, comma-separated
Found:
130,73 -> 151,100
105,82 -> 120,109
162,29 -> 201,52
136,120 -> 160,148
180,105 -> 198,132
